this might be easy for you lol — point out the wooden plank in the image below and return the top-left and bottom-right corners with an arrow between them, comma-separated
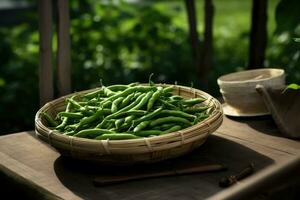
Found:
216,116 -> 300,155
248,0 -> 268,68
1,129 -> 298,200
57,0 -> 71,97
0,153 -> 63,200
38,0 -> 54,106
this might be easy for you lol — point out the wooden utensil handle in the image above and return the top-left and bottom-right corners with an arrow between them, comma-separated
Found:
93,164 -> 226,186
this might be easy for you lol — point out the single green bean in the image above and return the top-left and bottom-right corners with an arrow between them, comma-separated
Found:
182,98 -> 206,106
41,112 -> 58,127
115,118 -> 125,129
120,92 -> 135,108
74,128 -> 114,138
107,84 -> 129,91
67,97 -> 83,109
56,99 -> 72,130
133,121 -> 151,132
149,116 -> 191,127
133,130 -> 162,137
125,115 -> 135,124
58,112 -> 83,119
160,110 -> 196,120
95,133 -> 140,140
162,125 -> 181,134
133,107 -> 163,125
147,86 -> 163,111
111,97 -> 124,113
83,88 -> 103,99
103,87 -> 116,97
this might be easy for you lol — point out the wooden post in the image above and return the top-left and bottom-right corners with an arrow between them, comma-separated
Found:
184,0 -> 201,81
200,0 -> 214,87
57,0 -> 71,96
248,0 -> 268,69
38,0 -> 54,106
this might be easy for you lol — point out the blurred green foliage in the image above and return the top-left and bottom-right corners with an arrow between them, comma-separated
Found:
0,0 -> 299,134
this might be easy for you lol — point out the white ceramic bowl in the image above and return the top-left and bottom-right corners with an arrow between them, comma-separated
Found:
217,68 -> 285,116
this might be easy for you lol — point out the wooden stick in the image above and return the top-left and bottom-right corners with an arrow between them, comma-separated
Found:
93,164 -> 226,186
57,0 -> 71,97
38,0 -> 54,106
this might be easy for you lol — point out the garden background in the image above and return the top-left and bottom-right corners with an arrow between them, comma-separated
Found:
0,0 -> 299,134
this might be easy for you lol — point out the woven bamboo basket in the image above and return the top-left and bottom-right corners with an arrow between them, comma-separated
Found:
35,84 -> 223,165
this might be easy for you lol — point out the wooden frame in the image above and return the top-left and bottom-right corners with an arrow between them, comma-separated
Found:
38,0 -> 71,106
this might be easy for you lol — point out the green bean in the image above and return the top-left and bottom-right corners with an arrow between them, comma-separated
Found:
133,121 -> 151,132
125,115 -> 135,124
162,125 -> 181,134
100,86 -> 154,106
103,87 -> 116,97
115,118 -> 124,129
170,95 -> 184,101
83,88 -> 103,99
162,86 -> 174,94
183,106 -> 209,114
133,130 -> 162,137
149,116 -> 191,127
67,97 -> 83,109
193,113 -> 210,124
58,112 -> 83,119
74,128 -> 114,138
95,133 -> 140,140
102,101 -> 112,108
120,92 -> 135,108
158,99 -> 177,109
41,112 -> 58,127
56,99 -> 72,130
182,98 -> 206,106
159,123 -> 177,130
76,109 -> 106,131
160,110 -> 196,120
111,97 -> 124,113
107,84 -> 128,91
133,107 -> 163,125
147,86 -> 163,111
131,91 -> 154,110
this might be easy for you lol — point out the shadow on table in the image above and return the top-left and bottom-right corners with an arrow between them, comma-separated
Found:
226,115 -> 282,137
54,135 -> 274,200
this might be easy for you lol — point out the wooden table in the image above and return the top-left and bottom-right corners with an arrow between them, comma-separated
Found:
1,116 -> 300,200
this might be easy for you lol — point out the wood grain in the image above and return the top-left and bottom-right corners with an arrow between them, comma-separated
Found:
38,0 -> 54,106
57,0 -> 71,97
1,115 -> 300,199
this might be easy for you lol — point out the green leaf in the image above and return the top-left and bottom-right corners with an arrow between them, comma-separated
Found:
283,83 -> 300,93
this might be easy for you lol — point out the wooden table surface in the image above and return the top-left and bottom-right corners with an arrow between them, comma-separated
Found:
1,116 -> 300,200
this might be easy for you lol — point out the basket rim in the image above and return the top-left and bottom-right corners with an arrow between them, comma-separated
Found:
35,84 -> 223,145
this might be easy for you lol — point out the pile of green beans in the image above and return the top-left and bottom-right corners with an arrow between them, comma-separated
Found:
42,83 -> 210,140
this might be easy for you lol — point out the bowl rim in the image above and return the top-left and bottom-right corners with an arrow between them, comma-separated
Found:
217,68 -> 285,85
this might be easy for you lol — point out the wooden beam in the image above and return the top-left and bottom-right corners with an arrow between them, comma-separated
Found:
57,0 -> 71,96
184,0 -> 201,82
248,0 -> 268,69
200,0 -> 214,87
38,0 -> 54,106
